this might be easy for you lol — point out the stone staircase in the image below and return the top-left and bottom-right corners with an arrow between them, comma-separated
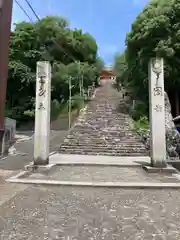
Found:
59,82 -> 149,156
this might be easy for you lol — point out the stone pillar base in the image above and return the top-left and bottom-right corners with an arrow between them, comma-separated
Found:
151,160 -> 167,168
143,164 -> 177,174
25,160 -> 52,172
33,157 -> 49,166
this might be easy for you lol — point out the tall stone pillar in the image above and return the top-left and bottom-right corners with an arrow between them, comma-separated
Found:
149,58 -> 166,167
34,62 -> 51,165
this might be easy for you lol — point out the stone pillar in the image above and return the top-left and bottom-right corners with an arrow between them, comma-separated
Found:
34,62 -> 51,165
149,58 -> 166,167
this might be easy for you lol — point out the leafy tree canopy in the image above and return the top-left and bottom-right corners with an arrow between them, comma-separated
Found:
114,0 -> 180,116
7,16 -> 104,121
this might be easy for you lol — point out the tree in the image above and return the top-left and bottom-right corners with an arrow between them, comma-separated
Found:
6,16 -> 102,122
113,52 -> 128,88
114,0 -> 180,117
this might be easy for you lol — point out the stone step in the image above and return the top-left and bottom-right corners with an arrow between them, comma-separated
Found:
61,143 -> 146,148
67,131 -> 139,135
66,136 -> 141,140
69,131 -> 133,135
72,126 -> 132,130
60,146 -> 146,152
79,121 -> 130,125
58,150 -> 148,156
65,135 -> 143,139
58,84 -> 148,157
59,146 -> 147,153
71,125 -> 131,128
84,115 -> 128,118
63,141 -> 145,146
84,115 -> 127,117
66,135 -> 143,142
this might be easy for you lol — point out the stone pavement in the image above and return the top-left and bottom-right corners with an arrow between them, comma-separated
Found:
0,130 -> 67,171
0,130 -> 67,212
7,154 -> 179,186
1,83 -> 180,239
1,185 -> 180,239
2,152 -> 180,239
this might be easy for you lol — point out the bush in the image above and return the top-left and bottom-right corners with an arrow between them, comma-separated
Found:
71,94 -> 84,110
132,116 -> 149,136
131,101 -> 148,121
51,99 -> 62,120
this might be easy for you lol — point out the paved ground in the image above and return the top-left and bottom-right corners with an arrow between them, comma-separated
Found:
0,186 -> 180,239
0,130 -> 67,171
1,85 -> 180,239
2,154 -> 180,239
19,165 -> 180,184
0,130 -> 68,211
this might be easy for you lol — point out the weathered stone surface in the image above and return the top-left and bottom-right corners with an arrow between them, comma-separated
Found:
1,186 -> 180,239
24,165 -> 180,183
59,82 -> 148,156
149,58 -> 166,166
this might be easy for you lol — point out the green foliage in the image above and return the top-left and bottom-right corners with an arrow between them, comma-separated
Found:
131,116 -> 149,136
7,16 -> 104,122
131,101 -> 148,121
71,95 -> 84,110
114,0 -> 180,119
113,52 -> 128,88
51,99 -> 63,120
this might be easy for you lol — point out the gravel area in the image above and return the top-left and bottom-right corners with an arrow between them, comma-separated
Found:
0,186 -> 180,239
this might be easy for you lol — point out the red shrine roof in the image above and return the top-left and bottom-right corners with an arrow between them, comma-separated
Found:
100,69 -> 116,78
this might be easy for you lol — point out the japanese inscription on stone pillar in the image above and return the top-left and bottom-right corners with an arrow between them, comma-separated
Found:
34,61 -> 51,165
149,58 -> 166,167
152,59 -> 163,113
37,65 -> 47,110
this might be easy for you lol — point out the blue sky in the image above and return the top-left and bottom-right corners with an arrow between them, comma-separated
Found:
12,0 -> 149,65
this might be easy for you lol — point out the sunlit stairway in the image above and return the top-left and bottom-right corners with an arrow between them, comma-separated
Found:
59,82 -> 148,156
